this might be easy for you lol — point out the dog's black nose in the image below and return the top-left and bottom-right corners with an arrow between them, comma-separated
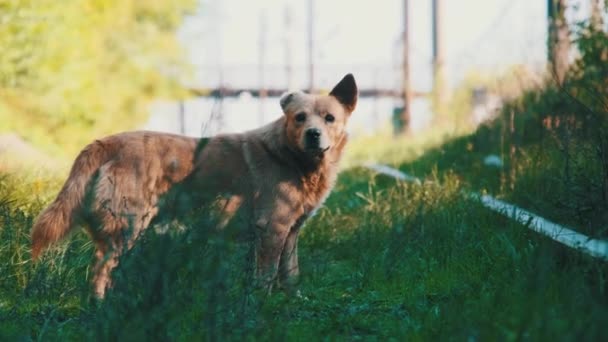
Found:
306,128 -> 321,139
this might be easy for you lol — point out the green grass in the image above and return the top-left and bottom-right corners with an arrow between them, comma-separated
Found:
357,121 -> 608,239
1,130 -> 607,340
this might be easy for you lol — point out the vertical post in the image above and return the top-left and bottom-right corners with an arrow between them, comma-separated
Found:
179,100 -> 185,135
215,0 -> 224,133
307,0 -> 315,93
400,0 -> 411,134
259,10 -> 267,126
284,3 -> 294,89
432,0 -> 447,118
547,0 -> 553,62
547,0 -> 570,85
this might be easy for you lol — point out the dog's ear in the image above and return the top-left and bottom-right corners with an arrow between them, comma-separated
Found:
330,74 -> 358,112
280,90 -> 305,114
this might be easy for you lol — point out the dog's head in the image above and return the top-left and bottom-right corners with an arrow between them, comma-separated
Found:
280,74 -> 358,160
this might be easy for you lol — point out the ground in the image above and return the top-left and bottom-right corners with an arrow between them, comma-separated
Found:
0,128 -> 606,340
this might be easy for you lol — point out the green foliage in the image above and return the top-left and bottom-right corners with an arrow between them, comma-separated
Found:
1,6 -> 607,340
371,18 -> 608,239
1,154 -> 607,340
487,20 -> 608,237
0,0 -> 195,157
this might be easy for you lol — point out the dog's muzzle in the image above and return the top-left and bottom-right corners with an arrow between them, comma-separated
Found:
305,128 -> 323,148
304,128 -> 330,156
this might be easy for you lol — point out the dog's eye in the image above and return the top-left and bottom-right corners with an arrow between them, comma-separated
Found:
325,114 -> 335,123
295,112 -> 307,122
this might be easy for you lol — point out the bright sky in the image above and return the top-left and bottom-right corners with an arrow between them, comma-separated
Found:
178,0 -> 592,90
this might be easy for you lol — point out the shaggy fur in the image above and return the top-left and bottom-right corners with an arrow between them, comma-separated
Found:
31,74 -> 358,298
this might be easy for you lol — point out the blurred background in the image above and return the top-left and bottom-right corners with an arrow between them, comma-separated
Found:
160,0 -> 548,136
2,2 -> 608,339
1,0 -> 603,163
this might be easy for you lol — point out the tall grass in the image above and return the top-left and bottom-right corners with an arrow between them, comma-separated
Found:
1,157 -> 607,340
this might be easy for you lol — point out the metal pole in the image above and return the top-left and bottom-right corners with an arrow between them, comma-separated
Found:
432,0 -> 446,114
307,0 -> 315,93
547,0 -> 555,63
258,10 -> 267,126
179,100 -> 185,135
284,3 -> 294,89
400,0 -> 411,134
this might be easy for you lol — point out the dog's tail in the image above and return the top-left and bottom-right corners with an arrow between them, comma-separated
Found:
31,140 -> 112,259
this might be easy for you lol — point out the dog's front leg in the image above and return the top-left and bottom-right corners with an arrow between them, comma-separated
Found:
254,217 -> 293,293
278,226 -> 300,292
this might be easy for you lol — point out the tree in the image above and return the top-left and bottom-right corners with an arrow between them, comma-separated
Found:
547,0 -> 570,85
0,0 -> 196,157
590,0 -> 604,31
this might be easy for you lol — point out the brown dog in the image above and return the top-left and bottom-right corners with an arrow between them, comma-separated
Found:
31,74 -> 358,298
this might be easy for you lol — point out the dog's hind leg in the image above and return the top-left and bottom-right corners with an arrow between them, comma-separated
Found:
91,240 -> 119,299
